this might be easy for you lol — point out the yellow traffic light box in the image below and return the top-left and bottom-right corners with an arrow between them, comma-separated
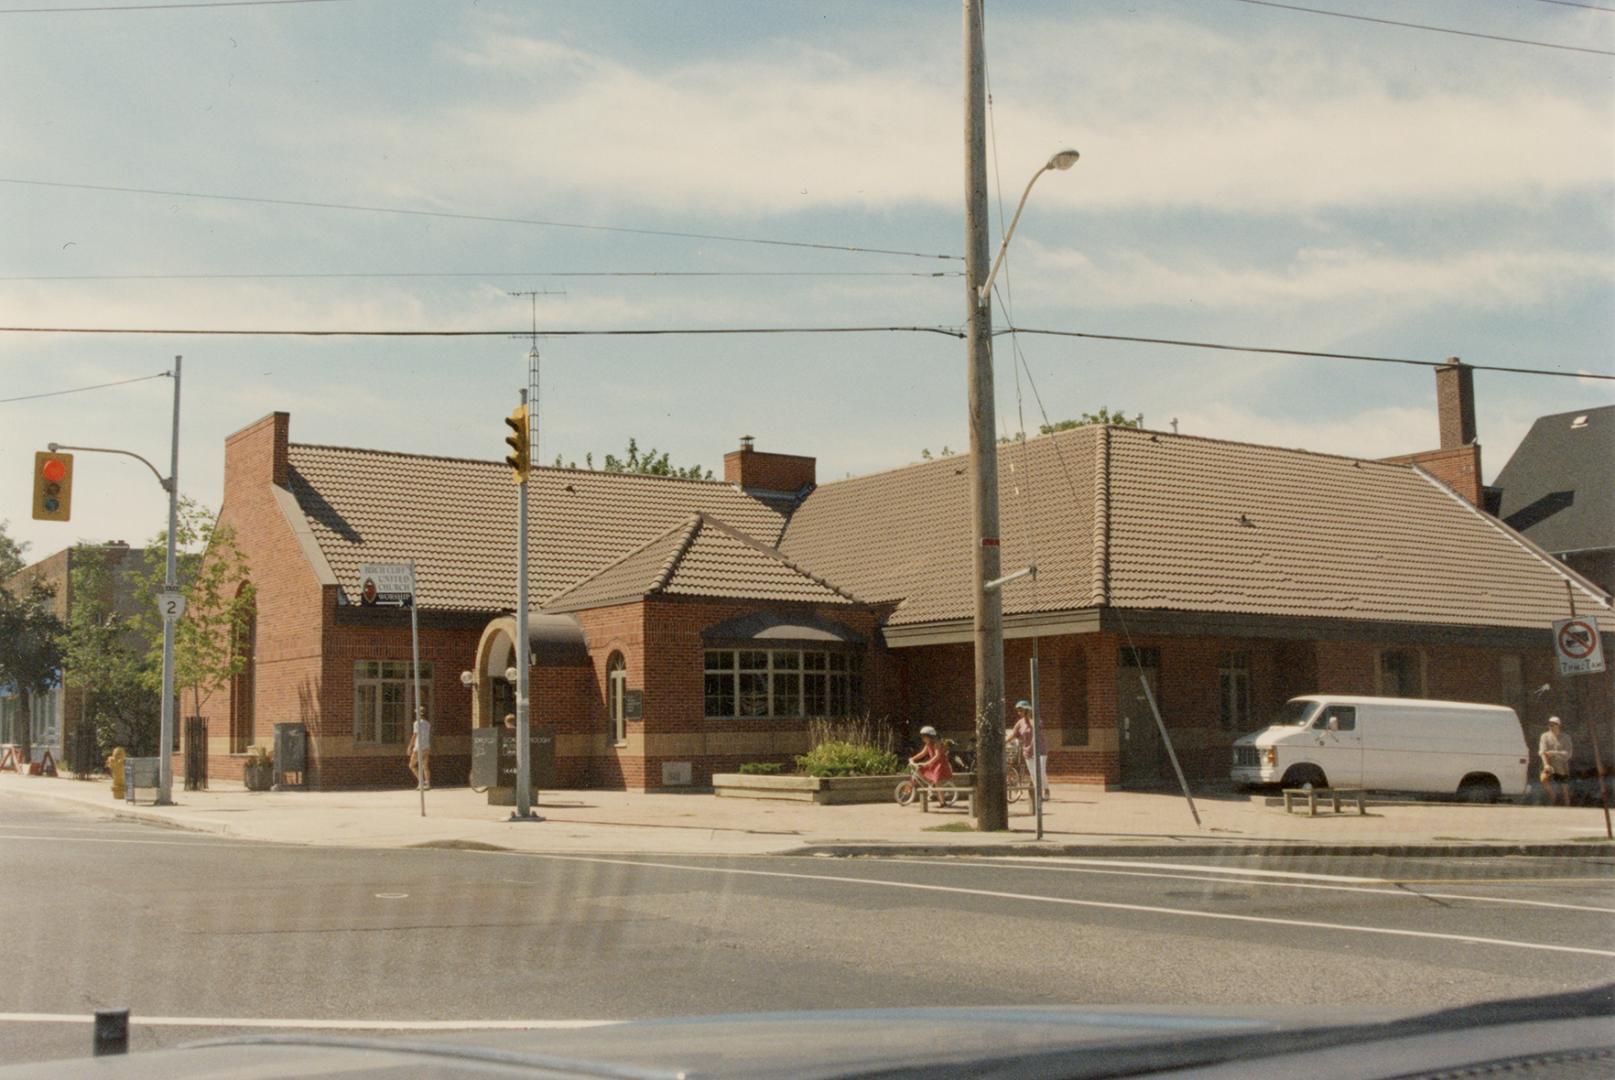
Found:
32,450 -> 74,521
504,405 -> 531,483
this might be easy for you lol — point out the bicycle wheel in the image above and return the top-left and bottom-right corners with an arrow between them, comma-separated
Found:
894,778 -> 918,806
940,787 -> 958,807
1005,761 -> 1026,803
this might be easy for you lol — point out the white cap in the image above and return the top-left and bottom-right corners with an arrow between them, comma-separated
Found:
1548,715 -> 1562,725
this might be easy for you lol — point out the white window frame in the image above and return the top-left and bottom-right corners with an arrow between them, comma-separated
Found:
607,652 -> 628,745
703,648 -> 863,719
1218,651 -> 1250,731
353,660 -> 433,745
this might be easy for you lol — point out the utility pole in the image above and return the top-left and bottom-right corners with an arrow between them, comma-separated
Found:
157,356 -> 182,805
965,0 -> 1007,830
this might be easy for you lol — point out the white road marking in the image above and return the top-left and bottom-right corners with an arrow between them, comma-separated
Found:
0,833 -> 257,849
912,856 -> 1615,915
0,1013 -> 614,1031
514,853 -> 1615,959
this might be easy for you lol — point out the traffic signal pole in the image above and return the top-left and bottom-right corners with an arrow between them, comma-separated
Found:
157,356 -> 181,804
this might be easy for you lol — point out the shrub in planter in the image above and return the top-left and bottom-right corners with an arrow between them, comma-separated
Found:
795,740 -> 900,778
737,762 -> 784,775
243,744 -> 274,791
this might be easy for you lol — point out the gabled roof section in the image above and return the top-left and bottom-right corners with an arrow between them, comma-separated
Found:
779,424 -> 1612,632
778,427 -> 1103,627
543,512 -> 858,613
283,444 -> 791,612
1491,406 -> 1614,556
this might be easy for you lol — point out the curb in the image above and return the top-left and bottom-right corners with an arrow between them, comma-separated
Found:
788,842 -> 1615,859
0,784 -> 244,841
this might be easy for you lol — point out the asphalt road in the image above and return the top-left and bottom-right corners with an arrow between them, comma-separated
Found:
3,794 -> 1613,1067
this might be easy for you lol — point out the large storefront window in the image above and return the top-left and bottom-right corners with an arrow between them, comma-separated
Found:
704,649 -> 863,718
353,661 -> 432,744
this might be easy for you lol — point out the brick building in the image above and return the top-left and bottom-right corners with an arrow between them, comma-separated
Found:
2,543 -> 150,764
189,393 -> 1613,792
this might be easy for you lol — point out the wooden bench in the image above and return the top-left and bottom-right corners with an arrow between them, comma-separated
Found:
1282,786 -> 1367,816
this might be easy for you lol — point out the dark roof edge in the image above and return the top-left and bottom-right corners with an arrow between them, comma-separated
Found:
1411,466 -> 1613,608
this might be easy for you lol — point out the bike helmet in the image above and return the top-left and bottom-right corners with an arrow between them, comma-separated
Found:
918,725 -> 938,737
1015,699 -> 1032,711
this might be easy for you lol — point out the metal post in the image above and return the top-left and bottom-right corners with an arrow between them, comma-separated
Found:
410,560 -> 425,817
513,386 -> 534,820
1030,642 -> 1044,840
1564,583 -> 1612,838
156,356 -> 181,805
965,0 -> 1007,830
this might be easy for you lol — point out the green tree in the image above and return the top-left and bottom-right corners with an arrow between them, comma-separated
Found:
998,407 -> 1145,444
0,519 -> 28,579
125,499 -> 255,730
59,546 -> 159,758
557,438 -> 713,480
0,579 -> 64,760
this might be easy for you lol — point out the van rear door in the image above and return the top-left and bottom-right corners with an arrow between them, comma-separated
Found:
1310,704 -> 1363,787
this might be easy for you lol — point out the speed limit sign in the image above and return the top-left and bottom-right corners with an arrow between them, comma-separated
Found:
1553,617 -> 1605,676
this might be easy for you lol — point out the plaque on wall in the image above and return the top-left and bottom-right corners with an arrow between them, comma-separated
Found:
623,689 -> 644,719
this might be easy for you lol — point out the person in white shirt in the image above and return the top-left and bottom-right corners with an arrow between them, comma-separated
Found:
407,715 -> 432,790
1538,716 -> 1572,807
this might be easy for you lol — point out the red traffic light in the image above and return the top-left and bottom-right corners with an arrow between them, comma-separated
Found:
41,457 -> 67,484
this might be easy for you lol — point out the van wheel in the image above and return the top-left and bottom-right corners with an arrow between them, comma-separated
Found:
1458,775 -> 1502,804
1281,765 -> 1327,790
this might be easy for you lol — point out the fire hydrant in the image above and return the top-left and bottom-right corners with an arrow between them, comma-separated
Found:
107,747 -> 126,800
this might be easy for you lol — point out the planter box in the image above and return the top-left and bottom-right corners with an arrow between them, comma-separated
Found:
712,772 -> 907,805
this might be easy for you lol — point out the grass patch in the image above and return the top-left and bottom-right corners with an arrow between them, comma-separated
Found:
922,822 -> 976,833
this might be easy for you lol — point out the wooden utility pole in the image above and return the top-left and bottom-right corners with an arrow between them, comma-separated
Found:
965,0 -> 1008,830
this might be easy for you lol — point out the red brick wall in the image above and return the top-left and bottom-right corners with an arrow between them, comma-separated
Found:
1383,445 -> 1483,506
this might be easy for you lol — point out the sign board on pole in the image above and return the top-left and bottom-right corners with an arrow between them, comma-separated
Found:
1553,616 -> 1605,676
156,590 -> 186,619
357,563 -> 416,607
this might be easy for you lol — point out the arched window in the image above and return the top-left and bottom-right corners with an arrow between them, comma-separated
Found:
607,653 -> 628,744
230,586 -> 256,753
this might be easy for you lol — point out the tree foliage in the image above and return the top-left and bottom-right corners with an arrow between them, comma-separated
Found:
0,519 -> 28,579
997,406 -> 1145,444
59,546 -> 159,757
124,499 -> 255,724
553,438 -> 713,480
0,579 -> 64,759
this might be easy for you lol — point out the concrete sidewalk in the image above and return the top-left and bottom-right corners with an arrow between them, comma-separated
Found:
4,772 -> 1613,858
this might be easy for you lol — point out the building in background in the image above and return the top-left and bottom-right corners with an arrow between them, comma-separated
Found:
1490,405 -> 1614,596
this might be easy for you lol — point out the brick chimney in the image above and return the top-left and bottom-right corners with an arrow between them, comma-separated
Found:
723,435 -> 815,494
1381,358 -> 1482,505
1435,356 -> 1477,449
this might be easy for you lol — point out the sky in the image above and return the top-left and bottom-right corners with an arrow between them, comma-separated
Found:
2,0 -> 1612,561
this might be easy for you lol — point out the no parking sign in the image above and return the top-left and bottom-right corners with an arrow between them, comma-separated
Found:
1553,616 -> 1605,676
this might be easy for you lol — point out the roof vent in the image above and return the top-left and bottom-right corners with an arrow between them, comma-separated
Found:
739,435 -> 755,451
1571,415 -> 1589,430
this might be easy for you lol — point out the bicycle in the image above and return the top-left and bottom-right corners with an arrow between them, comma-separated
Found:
1004,738 -> 1029,804
894,764 -> 959,807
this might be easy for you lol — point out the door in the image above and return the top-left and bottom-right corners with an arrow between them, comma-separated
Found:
1309,704 -> 1362,787
1119,649 -> 1162,788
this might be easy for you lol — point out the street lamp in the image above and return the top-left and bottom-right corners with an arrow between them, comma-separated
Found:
978,149 -> 1079,308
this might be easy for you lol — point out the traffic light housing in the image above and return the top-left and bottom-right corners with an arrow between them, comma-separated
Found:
504,405 -> 531,483
32,451 -> 74,522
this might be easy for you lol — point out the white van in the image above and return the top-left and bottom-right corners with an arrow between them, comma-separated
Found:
1231,695 -> 1529,802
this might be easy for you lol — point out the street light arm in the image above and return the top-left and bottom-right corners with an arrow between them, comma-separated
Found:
47,442 -> 171,491
977,166 -> 1048,308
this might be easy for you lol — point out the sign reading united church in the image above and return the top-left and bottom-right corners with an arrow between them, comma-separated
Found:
358,562 -> 416,607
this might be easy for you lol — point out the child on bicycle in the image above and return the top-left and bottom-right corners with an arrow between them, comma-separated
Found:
910,725 -> 953,787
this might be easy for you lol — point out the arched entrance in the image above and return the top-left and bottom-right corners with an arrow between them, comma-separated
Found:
468,613 -> 592,730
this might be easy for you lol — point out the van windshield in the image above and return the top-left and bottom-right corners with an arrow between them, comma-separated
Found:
1274,700 -> 1321,726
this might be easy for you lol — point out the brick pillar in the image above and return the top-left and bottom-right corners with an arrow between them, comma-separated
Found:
1435,357 -> 1476,450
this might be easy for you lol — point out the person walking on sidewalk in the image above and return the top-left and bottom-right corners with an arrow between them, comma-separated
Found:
1539,716 -> 1572,806
407,714 -> 432,790
1009,700 -> 1050,802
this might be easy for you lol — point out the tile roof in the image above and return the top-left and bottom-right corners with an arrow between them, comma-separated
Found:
1492,405 -> 1614,556
778,425 -> 1613,631
284,445 -> 791,612
543,513 -> 857,613
280,424 -> 1612,633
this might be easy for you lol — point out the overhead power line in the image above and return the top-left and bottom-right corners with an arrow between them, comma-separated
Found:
1223,0 -> 1615,55
0,269 -> 959,282
0,321 -> 1608,381
1004,327 -> 1615,381
0,370 -> 169,405
0,0 -> 344,11
1533,0 -> 1615,12
0,178 -> 962,262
